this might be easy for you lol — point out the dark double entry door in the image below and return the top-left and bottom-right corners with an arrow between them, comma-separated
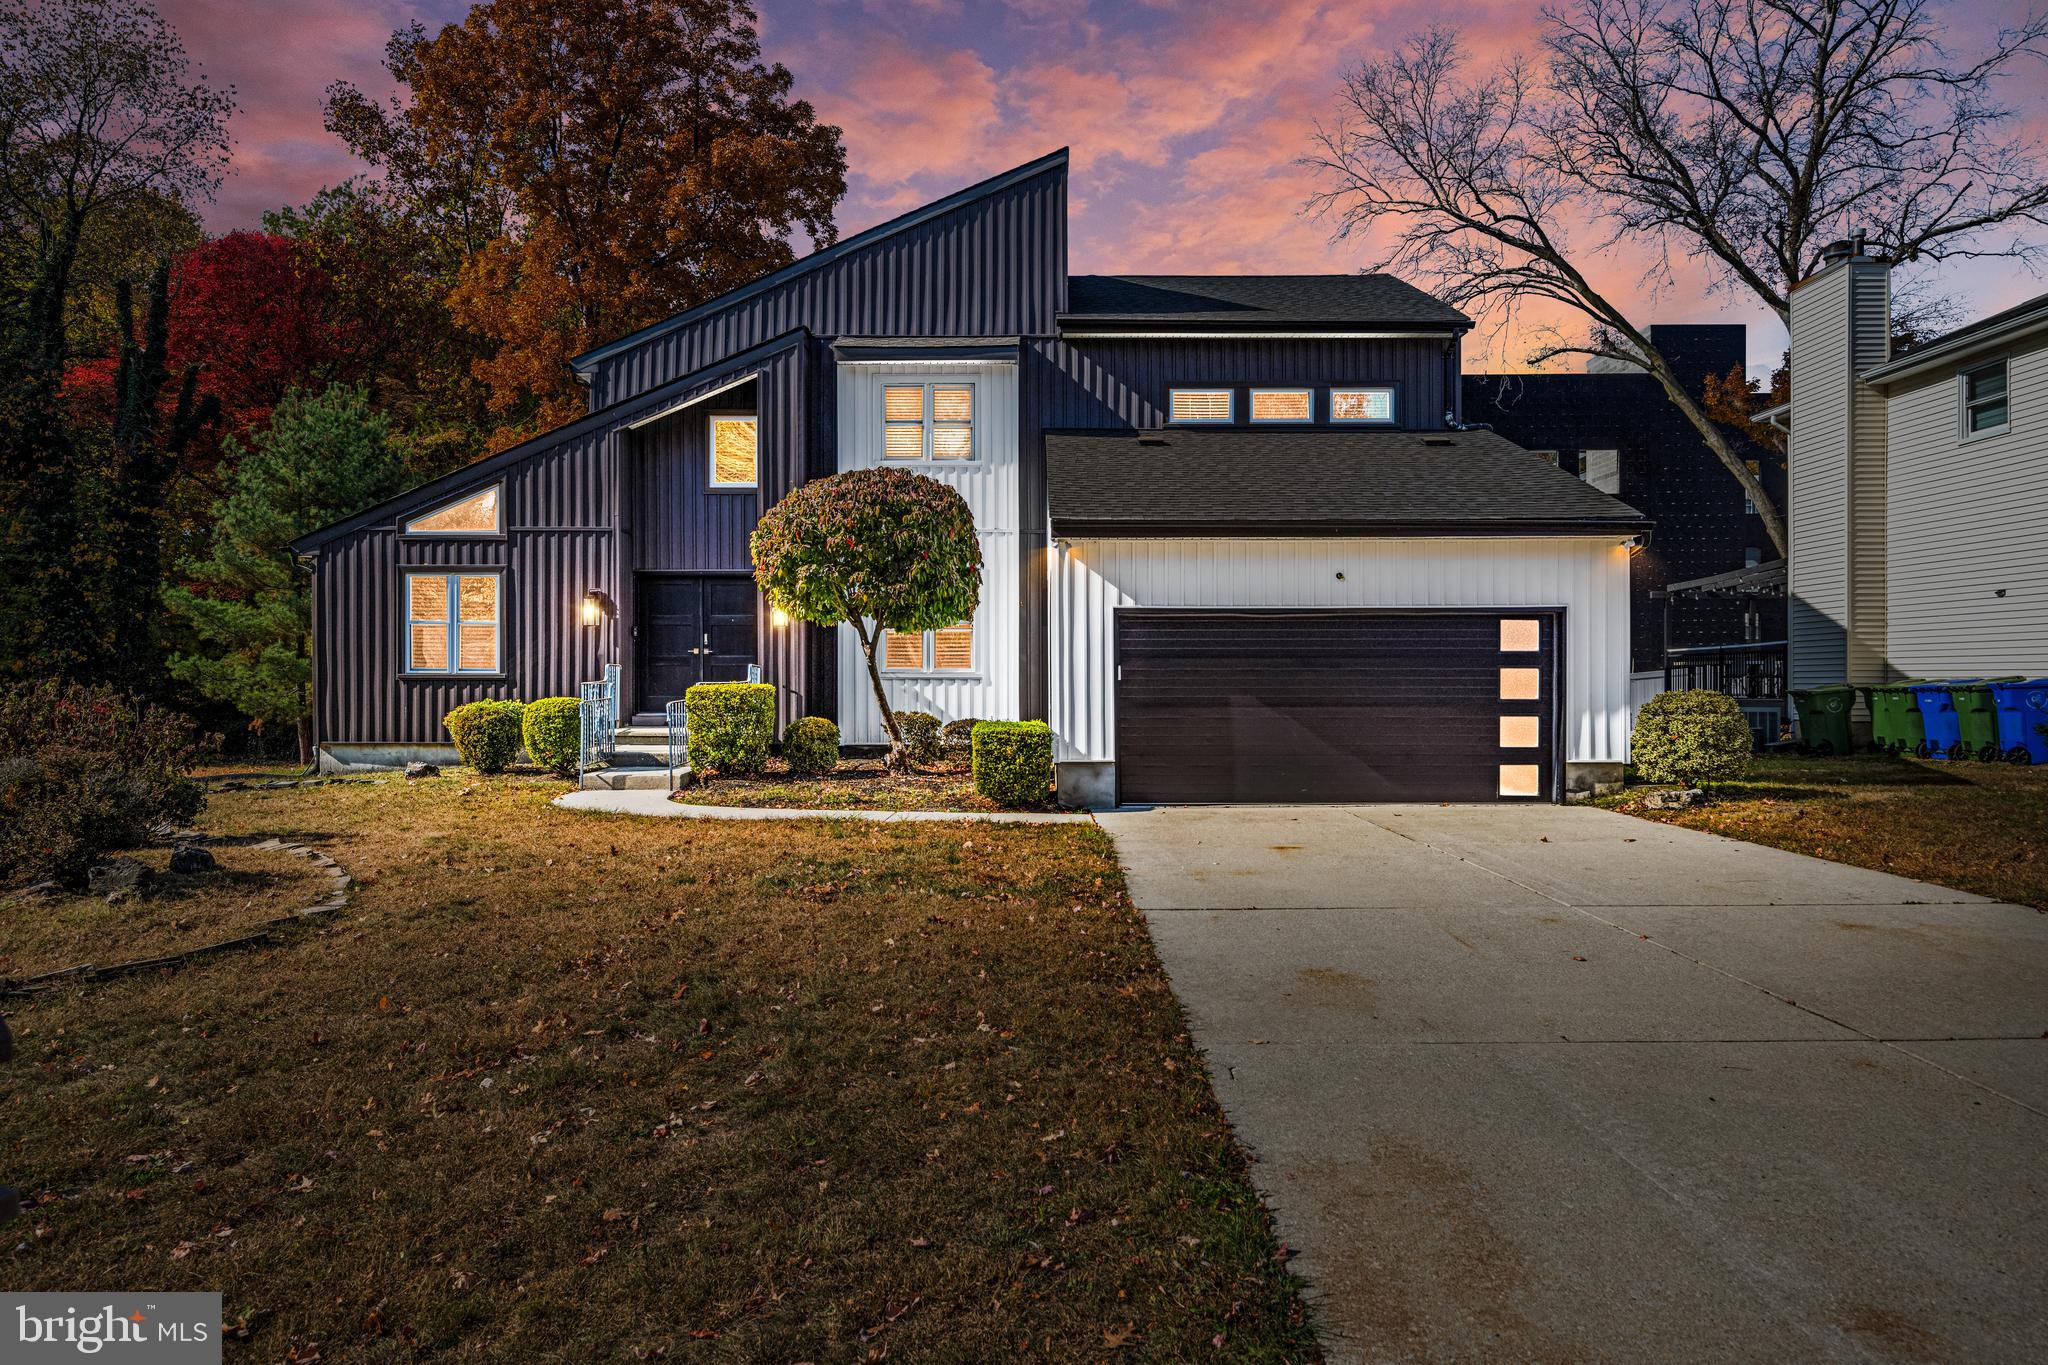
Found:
636,575 -> 758,714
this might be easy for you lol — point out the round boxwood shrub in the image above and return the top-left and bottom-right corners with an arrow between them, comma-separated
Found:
1632,690 -> 1752,787
940,717 -> 982,755
972,720 -> 1054,807
686,683 -> 776,776
522,697 -> 582,777
443,699 -> 524,773
892,710 -> 942,766
784,716 -> 840,775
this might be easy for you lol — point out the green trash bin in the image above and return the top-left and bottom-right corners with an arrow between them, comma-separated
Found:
1861,681 -> 1928,756
1791,684 -> 1857,756
1952,678 -> 2022,761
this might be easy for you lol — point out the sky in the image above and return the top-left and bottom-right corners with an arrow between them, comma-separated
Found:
157,0 -> 2048,377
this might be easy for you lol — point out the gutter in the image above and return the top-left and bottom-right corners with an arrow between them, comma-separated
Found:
1049,518 -> 1654,540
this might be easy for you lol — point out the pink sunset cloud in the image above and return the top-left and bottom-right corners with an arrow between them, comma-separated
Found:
154,0 -> 2048,375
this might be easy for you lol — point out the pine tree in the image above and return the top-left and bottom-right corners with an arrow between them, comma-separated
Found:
164,384 -> 407,766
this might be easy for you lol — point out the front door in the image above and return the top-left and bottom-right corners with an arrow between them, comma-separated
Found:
637,575 -> 759,714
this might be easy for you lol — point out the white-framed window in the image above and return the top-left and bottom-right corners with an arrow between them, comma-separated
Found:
882,620 -> 974,674
405,571 -> 500,674
1168,388 -> 1233,423
405,485 -> 501,535
882,382 -> 975,461
1329,387 -> 1395,423
709,413 -> 758,488
1249,388 -> 1313,423
1961,358 -> 2009,436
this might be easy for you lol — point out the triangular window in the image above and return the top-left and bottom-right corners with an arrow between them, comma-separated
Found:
406,486 -> 501,535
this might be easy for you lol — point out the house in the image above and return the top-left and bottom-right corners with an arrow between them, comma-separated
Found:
1783,239 -> 2048,706
1463,326 -> 1787,675
291,150 -> 1650,805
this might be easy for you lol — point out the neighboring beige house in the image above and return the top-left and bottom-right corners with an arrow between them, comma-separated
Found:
1783,240 -> 2048,716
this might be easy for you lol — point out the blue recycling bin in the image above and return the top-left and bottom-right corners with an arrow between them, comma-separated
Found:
1988,678 -> 2048,765
1908,680 -> 1977,759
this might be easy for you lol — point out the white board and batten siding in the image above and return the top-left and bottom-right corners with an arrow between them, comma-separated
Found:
1049,537 -> 1635,767
835,360 -> 1020,744
1880,331 -> 2048,678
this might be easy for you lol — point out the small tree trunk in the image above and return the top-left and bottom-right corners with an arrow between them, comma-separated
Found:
296,715 -> 313,772
850,618 -> 907,766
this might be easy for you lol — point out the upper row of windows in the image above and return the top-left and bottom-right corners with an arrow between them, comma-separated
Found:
1168,386 -> 1396,425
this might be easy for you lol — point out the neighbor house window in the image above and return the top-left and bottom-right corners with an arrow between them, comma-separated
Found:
405,485 -> 500,535
710,414 -> 758,487
882,383 -> 975,461
406,572 -> 500,674
882,621 -> 973,673
1249,388 -> 1312,422
1582,449 -> 1621,495
1329,387 -> 1395,423
1168,388 -> 1233,423
1962,359 -> 2008,435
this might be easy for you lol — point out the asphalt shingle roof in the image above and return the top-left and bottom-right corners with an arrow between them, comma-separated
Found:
1062,275 -> 1472,329
1045,428 -> 1651,536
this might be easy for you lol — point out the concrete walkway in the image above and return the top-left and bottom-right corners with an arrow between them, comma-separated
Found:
1095,803 -> 2048,1363
553,789 -> 1091,823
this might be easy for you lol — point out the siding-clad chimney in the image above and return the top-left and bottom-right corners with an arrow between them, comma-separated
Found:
1787,238 -> 1891,692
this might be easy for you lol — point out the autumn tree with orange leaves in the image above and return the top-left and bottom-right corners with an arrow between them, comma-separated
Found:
326,0 -> 846,448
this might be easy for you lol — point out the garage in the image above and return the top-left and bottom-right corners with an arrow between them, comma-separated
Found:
1114,609 -> 1559,804
1045,428 -> 1651,806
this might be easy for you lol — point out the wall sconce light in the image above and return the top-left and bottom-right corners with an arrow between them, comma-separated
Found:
769,605 -> 792,629
579,590 -> 614,627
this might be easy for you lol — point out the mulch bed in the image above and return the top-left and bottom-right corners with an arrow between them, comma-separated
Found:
678,750 -> 1057,813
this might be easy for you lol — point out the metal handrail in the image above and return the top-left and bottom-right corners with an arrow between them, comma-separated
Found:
665,699 -> 688,792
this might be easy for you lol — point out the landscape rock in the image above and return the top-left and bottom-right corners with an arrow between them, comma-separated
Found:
169,844 -> 218,875
1641,787 -> 1713,810
404,761 -> 440,780
88,856 -> 154,901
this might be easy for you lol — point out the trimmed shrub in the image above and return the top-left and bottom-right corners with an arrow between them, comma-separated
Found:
443,699 -> 524,773
522,697 -> 583,776
940,717 -> 982,755
686,683 -> 776,775
783,716 -> 840,775
1632,690 -> 1753,787
972,720 -> 1054,807
893,710 -> 942,765
0,682 -> 207,888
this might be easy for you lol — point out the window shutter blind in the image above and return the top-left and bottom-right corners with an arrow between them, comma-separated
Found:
932,623 -> 973,670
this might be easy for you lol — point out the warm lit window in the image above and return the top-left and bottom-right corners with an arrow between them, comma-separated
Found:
406,485 -> 500,535
1169,388 -> 1232,423
883,621 -> 974,673
1249,388 -> 1312,422
1499,667 -> 1541,700
710,414 -> 758,487
1499,716 -> 1540,748
1499,619 -> 1541,652
1962,359 -> 2008,435
1498,764 -> 1541,797
407,572 -> 499,674
1329,387 -> 1394,423
882,383 -> 975,461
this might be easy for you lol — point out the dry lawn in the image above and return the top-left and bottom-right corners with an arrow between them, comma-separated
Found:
1,774 -> 1314,1361
1602,753 -> 2048,909
2,841 -> 334,981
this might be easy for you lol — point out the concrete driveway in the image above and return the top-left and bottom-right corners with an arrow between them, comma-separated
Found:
1094,803 -> 2048,1363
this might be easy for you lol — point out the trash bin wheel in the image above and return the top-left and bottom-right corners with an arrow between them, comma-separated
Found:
1946,740 -> 1969,761
2006,746 -> 2033,766
1913,740 -> 1931,758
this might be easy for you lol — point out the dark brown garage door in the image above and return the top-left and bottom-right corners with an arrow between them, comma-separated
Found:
1114,610 -> 1559,805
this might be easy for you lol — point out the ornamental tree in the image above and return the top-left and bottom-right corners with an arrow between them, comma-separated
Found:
751,467 -> 980,765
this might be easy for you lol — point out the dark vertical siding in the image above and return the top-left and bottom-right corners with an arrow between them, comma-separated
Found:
630,381 -> 759,573
586,165 -> 1067,406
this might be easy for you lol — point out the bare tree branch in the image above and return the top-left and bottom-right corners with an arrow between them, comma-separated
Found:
1306,1 -> 2048,558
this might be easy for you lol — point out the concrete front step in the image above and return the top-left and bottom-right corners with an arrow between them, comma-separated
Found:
607,744 -> 673,768
581,765 -> 680,791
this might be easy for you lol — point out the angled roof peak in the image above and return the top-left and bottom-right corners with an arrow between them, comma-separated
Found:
570,148 -> 1070,376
